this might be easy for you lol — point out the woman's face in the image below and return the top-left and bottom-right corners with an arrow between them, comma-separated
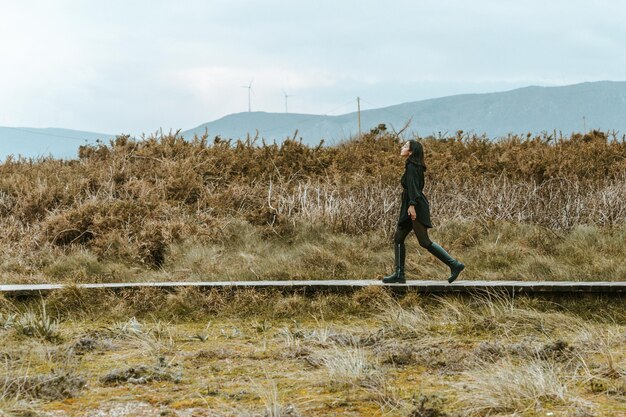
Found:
400,141 -> 411,157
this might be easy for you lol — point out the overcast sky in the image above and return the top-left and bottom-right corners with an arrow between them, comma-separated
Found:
1,0 -> 625,135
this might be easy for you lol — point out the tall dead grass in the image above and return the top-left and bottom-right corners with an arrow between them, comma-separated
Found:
271,173 -> 626,233
0,129 -> 624,276
452,356 -> 590,416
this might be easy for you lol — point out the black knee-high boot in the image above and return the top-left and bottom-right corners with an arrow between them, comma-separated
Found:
383,243 -> 406,284
426,242 -> 464,283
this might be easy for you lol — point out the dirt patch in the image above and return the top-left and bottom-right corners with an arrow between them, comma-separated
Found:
537,339 -> 577,362
2,372 -> 86,401
471,340 -> 506,362
376,341 -> 416,366
100,364 -> 182,385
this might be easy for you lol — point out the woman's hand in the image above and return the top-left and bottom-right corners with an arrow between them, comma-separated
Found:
408,205 -> 416,221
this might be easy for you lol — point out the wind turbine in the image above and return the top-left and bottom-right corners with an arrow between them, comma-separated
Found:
242,79 -> 254,112
282,89 -> 292,113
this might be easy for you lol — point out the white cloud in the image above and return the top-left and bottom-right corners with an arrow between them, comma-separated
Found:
0,0 -> 625,133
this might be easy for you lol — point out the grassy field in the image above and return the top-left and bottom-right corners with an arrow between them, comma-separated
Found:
0,129 -> 625,283
0,130 -> 624,416
0,288 -> 624,416
6,220 -> 625,285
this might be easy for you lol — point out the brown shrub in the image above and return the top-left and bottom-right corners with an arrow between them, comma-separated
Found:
0,129 -> 624,272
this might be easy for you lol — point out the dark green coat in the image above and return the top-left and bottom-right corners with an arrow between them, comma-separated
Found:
397,161 -> 432,228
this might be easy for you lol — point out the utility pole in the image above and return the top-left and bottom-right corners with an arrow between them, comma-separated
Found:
357,96 -> 361,137
583,116 -> 586,134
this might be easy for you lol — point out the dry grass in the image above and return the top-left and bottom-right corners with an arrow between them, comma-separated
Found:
1,129 -> 625,415
3,220 -> 625,285
451,356 -> 589,416
249,374 -> 302,417
0,290 -> 624,416
318,346 -> 375,387
0,129 -> 624,283
0,300 -> 61,342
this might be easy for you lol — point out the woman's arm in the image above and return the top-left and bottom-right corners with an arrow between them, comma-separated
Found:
406,163 -> 423,206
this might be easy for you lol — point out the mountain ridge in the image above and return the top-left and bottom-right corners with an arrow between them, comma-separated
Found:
182,80 -> 626,144
2,81 -> 625,159
0,126 -> 115,160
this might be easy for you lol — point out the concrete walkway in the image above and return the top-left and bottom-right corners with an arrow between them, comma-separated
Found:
1,280 -> 625,295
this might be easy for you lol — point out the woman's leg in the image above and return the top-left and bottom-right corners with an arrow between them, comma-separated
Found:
412,220 -> 465,283
410,219 -> 433,248
383,225 -> 411,283
393,225 -> 412,267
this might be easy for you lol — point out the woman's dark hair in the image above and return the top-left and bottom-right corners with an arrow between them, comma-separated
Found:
407,140 -> 427,171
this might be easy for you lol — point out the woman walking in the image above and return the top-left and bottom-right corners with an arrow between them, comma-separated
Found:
382,140 -> 465,284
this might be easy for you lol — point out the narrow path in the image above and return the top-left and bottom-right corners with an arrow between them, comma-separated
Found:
1,280 -> 624,295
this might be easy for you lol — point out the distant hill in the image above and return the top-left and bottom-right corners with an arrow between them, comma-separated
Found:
183,81 -> 626,145
3,81 -> 625,160
0,127 -> 114,160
